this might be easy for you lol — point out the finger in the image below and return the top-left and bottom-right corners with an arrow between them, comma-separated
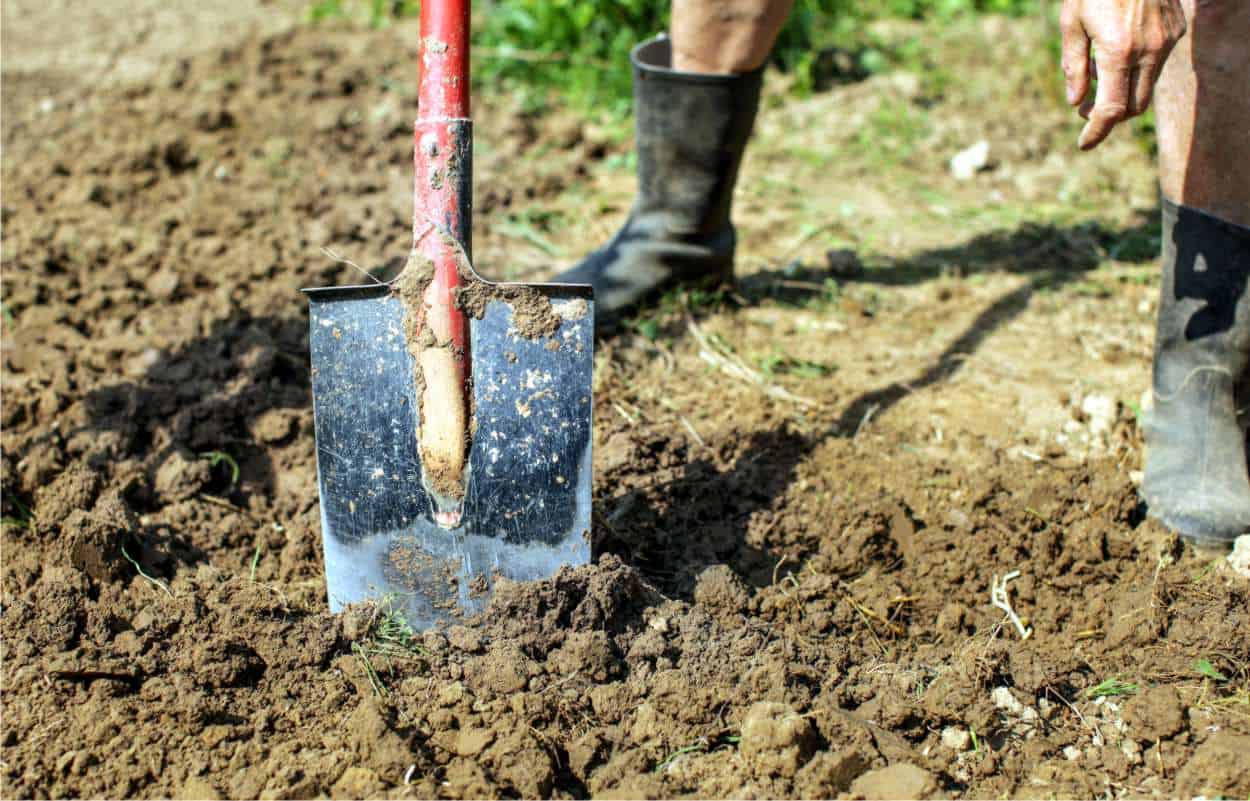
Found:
1078,60 -> 1131,150
1060,6 -> 1092,107
1130,58 -> 1161,116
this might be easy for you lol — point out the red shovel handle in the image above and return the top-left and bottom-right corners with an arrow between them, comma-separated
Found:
414,0 -> 471,321
413,0 -> 473,522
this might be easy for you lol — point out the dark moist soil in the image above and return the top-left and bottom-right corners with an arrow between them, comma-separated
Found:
3,23 -> 1249,801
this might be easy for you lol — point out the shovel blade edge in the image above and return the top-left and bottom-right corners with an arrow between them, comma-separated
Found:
305,282 -> 594,629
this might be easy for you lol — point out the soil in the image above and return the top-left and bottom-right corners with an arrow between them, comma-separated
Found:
393,251 -> 467,503
3,8 -> 1249,801
455,281 -> 563,342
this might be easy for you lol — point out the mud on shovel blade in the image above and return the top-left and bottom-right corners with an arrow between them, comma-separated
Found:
305,282 -> 594,629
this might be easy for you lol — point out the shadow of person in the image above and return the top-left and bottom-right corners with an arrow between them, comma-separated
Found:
600,208 -> 1162,596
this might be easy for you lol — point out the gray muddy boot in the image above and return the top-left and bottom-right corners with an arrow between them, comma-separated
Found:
555,36 -> 763,332
1140,198 -> 1250,547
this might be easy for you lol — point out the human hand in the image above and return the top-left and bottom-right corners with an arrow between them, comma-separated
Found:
1060,0 -> 1187,150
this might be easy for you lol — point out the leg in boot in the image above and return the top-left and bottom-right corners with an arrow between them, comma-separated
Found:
1142,0 -> 1250,546
555,0 -> 792,332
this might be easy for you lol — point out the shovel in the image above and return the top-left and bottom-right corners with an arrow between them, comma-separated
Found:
303,0 -> 594,629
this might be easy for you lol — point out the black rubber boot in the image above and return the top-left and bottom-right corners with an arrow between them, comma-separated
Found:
555,36 -> 763,332
1140,198 -> 1250,547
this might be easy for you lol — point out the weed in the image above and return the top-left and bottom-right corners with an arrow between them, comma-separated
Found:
249,539 -> 264,582
758,351 -> 837,379
120,545 -> 174,598
633,317 -> 661,342
347,596 -> 429,696
1195,658 -> 1229,683
1,489 -> 33,529
1085,677 -> 1138,699
200,451 -> 240,487
352,641 -> 390,697
969,724 -> 980,753
654,733 -> 740,773
308,0 -> 417,28
853,100 -> 931,163
1070,279 -> 1112,299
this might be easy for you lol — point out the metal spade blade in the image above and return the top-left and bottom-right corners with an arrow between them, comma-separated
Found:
304,281 -> 593,629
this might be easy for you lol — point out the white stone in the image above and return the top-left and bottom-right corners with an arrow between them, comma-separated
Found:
1228,536 -> 1250,579
950,140 -> 990,181
941,726 -> 971,751
1081,393 -> 1118,436
992,686 -> 1025,716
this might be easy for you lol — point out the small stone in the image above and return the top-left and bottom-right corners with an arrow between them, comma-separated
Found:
55,751 -> 76,774
251,410 -> 294,444
1062,745 -> 1081,760
991,686 -> 1025,716
144,272 -> 181,302
940,726 -> 970,751
950,140 -> 990,181
850,763 -> 942,800
1228,535 -> 1250,579
1081,393 -> 1118,437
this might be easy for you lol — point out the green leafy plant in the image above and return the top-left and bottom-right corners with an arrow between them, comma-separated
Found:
1195,658 -> 1229,683
469,0 -> 1043,114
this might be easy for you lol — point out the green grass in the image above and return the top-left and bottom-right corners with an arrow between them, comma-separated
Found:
758,351 -> 838,379
348,595 -> 429,697
308,0 -> 417,28
654,733 -> 740,773
1,489 -> 33,529
1085,677 -> 1138,699
199,451 -> 240,487
120,545 -> 174,597
306,0 -> 1045,114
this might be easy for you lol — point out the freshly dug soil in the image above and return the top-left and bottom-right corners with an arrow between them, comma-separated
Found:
3,15 -> 1248,801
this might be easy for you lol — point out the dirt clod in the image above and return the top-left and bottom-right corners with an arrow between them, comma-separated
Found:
849,763 -> 942,800
741,702 -> 818,778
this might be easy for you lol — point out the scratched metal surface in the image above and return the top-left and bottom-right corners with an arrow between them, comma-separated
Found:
305,282 -> 594,629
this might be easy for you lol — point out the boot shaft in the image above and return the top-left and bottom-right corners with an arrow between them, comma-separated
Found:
1153,197 -> 1250,394
629,37 -> 763,240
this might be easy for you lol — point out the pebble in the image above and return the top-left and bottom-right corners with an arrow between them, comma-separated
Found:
1228,535 -> 1250,579
1081,393 -> 1117,437
940,726 -> 970,751
950,140 -> 990,181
